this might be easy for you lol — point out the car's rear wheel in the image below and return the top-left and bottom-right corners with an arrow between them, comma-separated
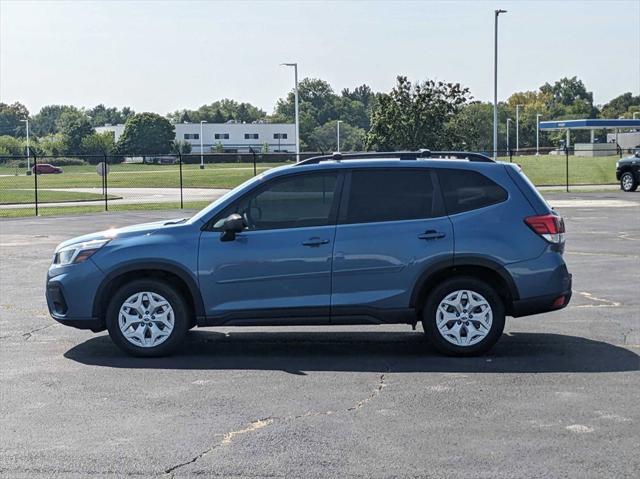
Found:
620,172 -> 638,192
422,277 -> 505,356
106,279 -> 189,357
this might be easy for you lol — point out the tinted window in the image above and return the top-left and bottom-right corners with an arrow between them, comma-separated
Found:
218,172 -> 338,230
438,169 -> 507,214
343,169 -> 435,224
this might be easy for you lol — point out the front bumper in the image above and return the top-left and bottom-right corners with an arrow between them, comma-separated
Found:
46,259 -> 106,331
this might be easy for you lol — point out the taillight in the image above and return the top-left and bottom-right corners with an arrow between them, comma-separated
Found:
524,214 -> 565,244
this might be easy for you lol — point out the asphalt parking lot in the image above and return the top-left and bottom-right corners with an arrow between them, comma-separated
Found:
1,191 -> 639,478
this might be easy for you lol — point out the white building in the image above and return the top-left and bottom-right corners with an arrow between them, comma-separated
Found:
96,121 -> 296,153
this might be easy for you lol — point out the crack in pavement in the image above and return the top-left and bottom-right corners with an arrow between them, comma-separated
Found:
163,372 -> 387,477
0,323 -> 56,340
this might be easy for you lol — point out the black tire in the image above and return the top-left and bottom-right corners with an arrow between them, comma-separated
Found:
422,277 -> 505,356
106,279 -> 189,357
620,172 -> 638,192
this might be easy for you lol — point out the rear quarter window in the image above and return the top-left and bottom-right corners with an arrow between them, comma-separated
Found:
437,169 -> 507,215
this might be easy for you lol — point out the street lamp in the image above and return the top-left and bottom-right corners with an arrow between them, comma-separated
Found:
493,9 -> 507,160
506,118 -> 512,153
536,113 -> 542,155
281,62 -> 300,162
20,119 -> 30,172
336,120 -> 342,152
515,104 -> 523,153
199,120 -> 206,169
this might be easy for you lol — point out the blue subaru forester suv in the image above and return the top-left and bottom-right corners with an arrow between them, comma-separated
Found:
47,151 -> 572,357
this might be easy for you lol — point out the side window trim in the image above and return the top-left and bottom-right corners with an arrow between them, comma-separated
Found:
338,167 -> 442,226
205,170 -> 344,232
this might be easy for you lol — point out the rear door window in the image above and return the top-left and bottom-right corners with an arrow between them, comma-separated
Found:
341,169 -> 437,224
437,169 -> 507,215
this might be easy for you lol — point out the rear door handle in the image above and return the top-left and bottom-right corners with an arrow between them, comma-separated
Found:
418,230 -> 446,240
302,237 -> 330,247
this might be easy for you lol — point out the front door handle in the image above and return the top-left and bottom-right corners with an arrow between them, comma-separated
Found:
418,230 -> 446,240
302,237 -> 330,247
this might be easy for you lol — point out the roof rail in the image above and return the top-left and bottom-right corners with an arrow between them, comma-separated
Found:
296,150 -> 494,166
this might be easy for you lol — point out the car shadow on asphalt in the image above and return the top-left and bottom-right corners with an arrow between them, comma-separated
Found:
64,331 -> 640,374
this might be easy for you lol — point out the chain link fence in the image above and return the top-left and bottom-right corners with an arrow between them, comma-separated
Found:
0,147 -> 629,217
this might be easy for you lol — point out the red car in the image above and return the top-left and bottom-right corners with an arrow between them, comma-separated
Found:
32,164 -> 63,174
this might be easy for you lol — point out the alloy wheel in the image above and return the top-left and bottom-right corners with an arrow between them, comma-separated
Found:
621,173 -> 634,191
436,289 -> 493,347
118,291 -> 175,348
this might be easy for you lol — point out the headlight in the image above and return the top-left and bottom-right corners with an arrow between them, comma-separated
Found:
53,239 -> 110,265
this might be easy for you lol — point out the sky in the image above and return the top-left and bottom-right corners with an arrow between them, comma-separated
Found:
1,0 -> 639,116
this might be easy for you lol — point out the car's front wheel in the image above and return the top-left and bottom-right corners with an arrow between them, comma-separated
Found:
422,277 -> 505,356
106,279 -> 189,357
620,172 -> 638,192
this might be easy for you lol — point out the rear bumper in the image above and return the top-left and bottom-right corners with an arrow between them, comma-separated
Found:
511,273 -> 572,318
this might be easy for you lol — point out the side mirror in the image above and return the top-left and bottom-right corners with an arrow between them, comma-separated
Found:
219,214 -> 245,242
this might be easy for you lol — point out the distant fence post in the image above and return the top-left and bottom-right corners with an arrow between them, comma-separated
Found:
564,146 -> 569,193
103,154 -> 108,212
178,153 -> 184,209
33,153 -> 39,216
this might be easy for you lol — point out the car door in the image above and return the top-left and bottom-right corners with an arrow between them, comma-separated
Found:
330,167 -> 454,321
198,170 -> 342,324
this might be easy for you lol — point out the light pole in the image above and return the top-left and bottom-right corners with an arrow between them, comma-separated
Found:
536,113 -> 542,155
199,120 -> 206,169
506,118 -> 512,153
493,9 -> 507,160
281,62 -> 300,162
336,120 -> 342,152
21,119 -> 30,172
515,104 -> 523,153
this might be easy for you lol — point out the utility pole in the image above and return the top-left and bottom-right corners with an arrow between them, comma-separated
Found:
336,120 -> 342,152
516,104 -> 522,153
200,120 -> 206,169
281,63 -> 300,162
21,119 -> 30,172
536,113 -> 542,155
493,9 -> 507,160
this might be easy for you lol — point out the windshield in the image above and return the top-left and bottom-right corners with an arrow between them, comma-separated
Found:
187,173 -> 267,224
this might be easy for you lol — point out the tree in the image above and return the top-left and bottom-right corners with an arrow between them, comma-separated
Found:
38,134 -> 67,156
56,109 -> 94,153
600,92 -> 640,119
540,76 -> 593,107
116,113 -> 175,154
82,131 -> 116,155
167,99 -> 266,124
366,76 -> 470,151
0,135 -> 25,156
0,102 -> 29,137
308,121 -> 366,152
87,104 -> 135,127
445,102 -> 495,152
171,139 -> 192,154
31,105 -> 79,136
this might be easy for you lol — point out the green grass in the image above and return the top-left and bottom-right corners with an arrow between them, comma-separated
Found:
0,189 -> 119,205
0,155 -> 622,219
497,154 -> 619,186
0,162 -> 289,190
0,201 -> 211,218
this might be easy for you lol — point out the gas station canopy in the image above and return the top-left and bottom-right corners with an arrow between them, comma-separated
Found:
539,118 -> 640,130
